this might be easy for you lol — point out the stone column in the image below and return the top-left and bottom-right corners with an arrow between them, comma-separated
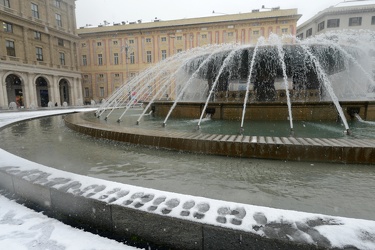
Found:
70,42 -> 75,69
0,71 -> 7,109
23,27 -> 30,63
26,73 -> 37,108
70,77 -> 78,106
75,77 -> 83,105
45,0 -> 50,26
53,75 -> 61,106
49,35 -> 55,66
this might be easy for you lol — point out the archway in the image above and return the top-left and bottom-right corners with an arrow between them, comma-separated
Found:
59,79 -> 70,105
6,74 -> 24,107
36,77 -> 49,107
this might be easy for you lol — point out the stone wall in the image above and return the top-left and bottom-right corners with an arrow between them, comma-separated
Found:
65,112 -> 375,164
150,101 -> 375,121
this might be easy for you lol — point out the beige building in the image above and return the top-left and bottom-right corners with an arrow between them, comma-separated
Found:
297,1 -> 375,39
77,8 -> 301,104
0,0 -> 82,109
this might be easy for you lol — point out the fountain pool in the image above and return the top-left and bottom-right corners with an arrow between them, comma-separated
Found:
1,114 -> 375,221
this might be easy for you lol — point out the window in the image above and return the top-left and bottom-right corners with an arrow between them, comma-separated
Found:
253,30 -> 259,35
161,50 -> 167,60
372,16 -> 375,25
114,73 -> 120,77
98,54 -> 103,65
81,43 -> 86,47
130,52 -> 135,64
201,34 -> 207,39
146,51 -> 152,63
4,0 -> 10,8
6,40 -> 15,56
318,21 -> 325,32
297,33 -> 304,40
97,42 -> 102,46
3,22 -> 13,33
34,31 -> 41,40
54,0 -> 61,8
177,49 -> 183,53
161,37 -> 167,42
146,38 -> 151,43
327,19 -> 340,28
99,74 -> 104,78
31,3 -> 39,19
113,40 -> 118,45
114,53 -> 119,65
227,32 -> 234,37
84,88 -> 89,98
306,28 -> 312,38
129,39 -> 134,44
58,38 -> 64,46
177,36 -> 182,40
36,47 -> 43,61
55,13 -> 62,27
99,87 -> 104,97
82,55 -> 87,66
349,17 -> 362,26
281,28 -> 288,34
59,52 -> 65,65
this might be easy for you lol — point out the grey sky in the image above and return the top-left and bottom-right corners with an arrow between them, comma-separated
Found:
75,0 -> 344,28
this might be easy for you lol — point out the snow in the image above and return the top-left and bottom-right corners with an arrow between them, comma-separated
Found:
334,0 -> 375,8
0,108 -> 375,249
0,109 -> 138,249
0,195 -> 136,250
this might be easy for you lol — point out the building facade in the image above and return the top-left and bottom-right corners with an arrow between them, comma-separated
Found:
0,0 -> 82,109
297,1 -> 375,39
77,9 -> 301,104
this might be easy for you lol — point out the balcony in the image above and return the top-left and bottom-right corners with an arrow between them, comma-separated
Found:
0,5 -> 15,14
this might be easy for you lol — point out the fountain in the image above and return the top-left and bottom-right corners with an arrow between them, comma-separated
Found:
66,31 -> 375,164
1,31 -> 375,250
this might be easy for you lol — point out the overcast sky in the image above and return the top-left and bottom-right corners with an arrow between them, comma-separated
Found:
75,0 -> 346,28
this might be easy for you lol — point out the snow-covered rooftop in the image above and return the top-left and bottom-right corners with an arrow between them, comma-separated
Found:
298,0 -> 375,29
334,0 -> 375,8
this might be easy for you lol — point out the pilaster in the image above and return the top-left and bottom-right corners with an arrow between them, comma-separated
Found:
26,73 -> 36,108
0,71 -> 7,109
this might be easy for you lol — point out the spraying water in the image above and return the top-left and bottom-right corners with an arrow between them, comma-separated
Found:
97,31 -> 375,135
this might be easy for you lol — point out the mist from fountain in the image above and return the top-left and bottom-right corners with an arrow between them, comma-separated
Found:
96,31 -> 375,135
163,44 -> 236,127
197,45 -> 245,128
272,34 -> 294,133
298,42 -> 350,133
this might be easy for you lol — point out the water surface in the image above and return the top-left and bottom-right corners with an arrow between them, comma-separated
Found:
0,114 -> 374,221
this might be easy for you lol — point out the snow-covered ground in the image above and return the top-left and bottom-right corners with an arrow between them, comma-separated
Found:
0,109 -> 375,250
0,109 -> 138,250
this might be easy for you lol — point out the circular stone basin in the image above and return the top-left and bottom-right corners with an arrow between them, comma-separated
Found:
1,112 -> 374,221
88,107 -> 375,139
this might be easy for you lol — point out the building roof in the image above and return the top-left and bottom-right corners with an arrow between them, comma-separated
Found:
336,0 -> 375,7
77,8 -> 300,36
298,0 -> 375,30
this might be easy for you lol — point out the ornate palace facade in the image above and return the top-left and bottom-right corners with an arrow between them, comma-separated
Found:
0,0 -> 82,109
77,8 -> 301,104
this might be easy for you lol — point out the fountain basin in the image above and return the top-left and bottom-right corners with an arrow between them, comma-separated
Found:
148,100 -> 375,121
65,112 -> 375,164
